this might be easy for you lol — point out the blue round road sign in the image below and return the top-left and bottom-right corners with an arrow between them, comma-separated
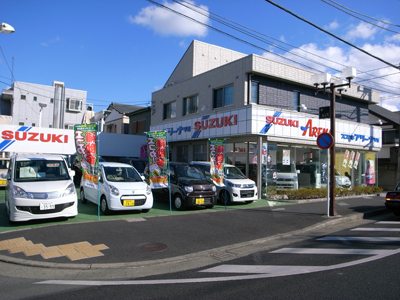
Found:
317,132 -> 333,149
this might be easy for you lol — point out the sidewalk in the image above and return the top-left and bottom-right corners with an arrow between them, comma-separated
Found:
0,195 -> 389,270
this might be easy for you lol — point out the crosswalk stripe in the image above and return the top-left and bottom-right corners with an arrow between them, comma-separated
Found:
270,248 -> 395,255
351,228 -> 400,232
376,221 -> 400,225
318,236 -> 400,242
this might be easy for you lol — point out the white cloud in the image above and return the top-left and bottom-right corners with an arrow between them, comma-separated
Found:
344,22 -> 377,41
386,33 -> 400,43
40,36 -> 60,47
326,20 -> 339,31
129,0 -> 209,37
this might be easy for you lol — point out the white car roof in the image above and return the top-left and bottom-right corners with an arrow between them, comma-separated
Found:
14,154 -> 65,161
100,162 -> 133,168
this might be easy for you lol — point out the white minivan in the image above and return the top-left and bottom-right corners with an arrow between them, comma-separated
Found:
79,162 -> 153,214
2,154 -> 78,222
191,161 -> 258,204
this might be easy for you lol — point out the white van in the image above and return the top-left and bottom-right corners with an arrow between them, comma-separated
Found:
191,161 -> 258,204
2,154 -> 78,222
79,162 -> 153,214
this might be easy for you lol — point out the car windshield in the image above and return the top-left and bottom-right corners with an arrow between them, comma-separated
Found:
277,163 -> 296,173
174,165 -> 206,181
224,166 -> 247,179
14,159 -> 70,182
103,166 -> 143,182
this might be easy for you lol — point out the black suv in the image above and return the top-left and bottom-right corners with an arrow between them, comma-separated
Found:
151,162 -> 217,210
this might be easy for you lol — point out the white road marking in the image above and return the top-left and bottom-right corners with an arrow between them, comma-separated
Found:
318,236 -> 400,242
270,248 -> 395,255
36,248 -> 400,286
351,227 -> 400,232
376,221 -> 400,225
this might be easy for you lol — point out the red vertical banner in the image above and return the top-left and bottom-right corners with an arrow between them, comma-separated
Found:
74,124 -> 98,188
209,138 -> 225,187
147,131 -> 169,189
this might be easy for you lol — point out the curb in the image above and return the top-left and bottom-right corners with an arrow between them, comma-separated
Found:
0,207 -> 390,270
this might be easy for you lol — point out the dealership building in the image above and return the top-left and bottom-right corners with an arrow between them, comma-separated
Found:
150,40 -> 381,197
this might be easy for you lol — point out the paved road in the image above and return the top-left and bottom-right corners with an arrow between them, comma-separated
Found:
0,195 -> 389,270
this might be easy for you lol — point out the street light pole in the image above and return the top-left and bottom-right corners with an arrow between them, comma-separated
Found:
0,23 -> 15,34
312,67 -> 356,216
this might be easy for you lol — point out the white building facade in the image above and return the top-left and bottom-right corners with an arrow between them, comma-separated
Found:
0,81 -> 87,129
151,40 -> 381,197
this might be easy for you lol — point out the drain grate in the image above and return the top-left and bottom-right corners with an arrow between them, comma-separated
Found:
137,242 -> 168,253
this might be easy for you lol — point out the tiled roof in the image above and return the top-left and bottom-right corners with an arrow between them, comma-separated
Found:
106,102 -> 145,114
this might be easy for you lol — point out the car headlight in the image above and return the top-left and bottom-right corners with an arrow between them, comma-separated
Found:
108,184 -> 119,196
212,185 -> 216,192
146,185 -> 152,195
62,183 -> 76,197
12,186 -> 29,198
227,181 -> 241,188
184,186 -> 193,193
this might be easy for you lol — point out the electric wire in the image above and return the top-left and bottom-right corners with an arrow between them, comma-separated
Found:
324,0 -> 400,27
321,0 -> 400,34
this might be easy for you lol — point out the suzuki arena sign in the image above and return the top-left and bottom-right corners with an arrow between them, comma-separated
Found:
150,106 -> 381,149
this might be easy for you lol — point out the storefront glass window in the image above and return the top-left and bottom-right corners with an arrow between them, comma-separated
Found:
193,144 -> 207,161
176,145 -> 188,163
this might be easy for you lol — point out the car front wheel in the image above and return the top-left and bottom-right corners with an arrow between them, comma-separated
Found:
80,188 -> 87,204
173,195 -> 186,211
100,196 -> 111,215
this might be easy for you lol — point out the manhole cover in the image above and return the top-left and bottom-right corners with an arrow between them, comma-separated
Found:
137,242 -> 168,252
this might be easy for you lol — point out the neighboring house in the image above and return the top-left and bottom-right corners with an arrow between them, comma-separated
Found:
369,104 -> 400,190
150,40 -> 382,195
103,102 -> 146,134
127,106 -> 151,135
0,81 -> 87,129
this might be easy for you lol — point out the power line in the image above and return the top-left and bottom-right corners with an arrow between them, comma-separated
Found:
264,0 -> 400,70
323,0 -> 400,27
321,0 -> 400,34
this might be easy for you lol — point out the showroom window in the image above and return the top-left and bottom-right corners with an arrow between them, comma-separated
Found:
251,81 -> 259,104
183,95 -> 198,116
193,144 -> 207,161
177,145 -> 188,162
163,101 -> 176,120
213,84 -> 233,108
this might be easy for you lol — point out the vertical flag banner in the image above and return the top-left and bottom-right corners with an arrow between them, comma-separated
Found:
353,152 -> 361,170
348,151 -> 355,169
74,124 -> 98,188
147,131 -> 168,189
209,138 -> 225,186
342,150 -> 350,168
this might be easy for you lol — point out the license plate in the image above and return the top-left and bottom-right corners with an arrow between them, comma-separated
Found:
123,200 -> 135,206
195,198 -> 204,204
40,202 -> 55,210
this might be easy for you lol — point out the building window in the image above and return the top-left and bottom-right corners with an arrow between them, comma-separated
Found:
193,144 -> 207,161
251,81 -> 259,104
20,95 -> 26,100
33,96 -> 37,101
163,101 -> 176,120
32,123 -> 36,127
183,95 -> 198,116
213,84 -> 233,108
50,98 -> 54,103
66,98 -> 83,112
293,91 -> 300,111
132,120 -> 146,133
18,122 -> 24,126
177,145 -> 188,162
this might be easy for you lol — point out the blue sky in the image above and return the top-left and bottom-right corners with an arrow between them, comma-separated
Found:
1,0 -> 399,113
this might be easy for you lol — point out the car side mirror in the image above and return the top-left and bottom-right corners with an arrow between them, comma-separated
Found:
1,172 -> 10,180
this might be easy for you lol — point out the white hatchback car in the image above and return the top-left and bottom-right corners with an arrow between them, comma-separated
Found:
191,161 -> 258,204
80,162 -> 153,214
2,154 -> 78,222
